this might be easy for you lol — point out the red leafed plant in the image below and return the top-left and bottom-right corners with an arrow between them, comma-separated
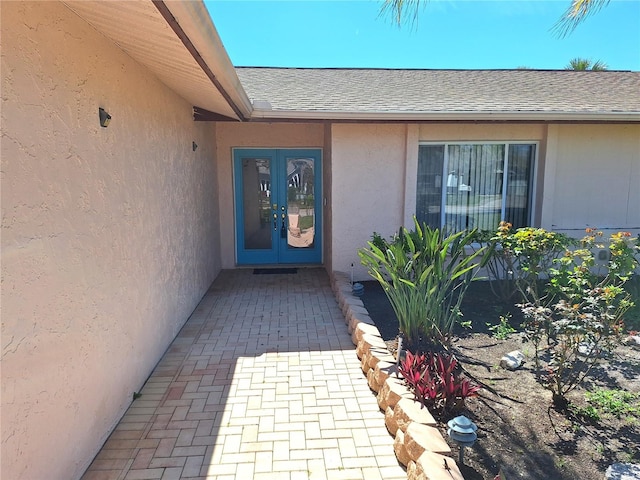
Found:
398,350 -> 480,416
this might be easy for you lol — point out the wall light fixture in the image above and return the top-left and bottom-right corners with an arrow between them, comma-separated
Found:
99,108 -> 111,128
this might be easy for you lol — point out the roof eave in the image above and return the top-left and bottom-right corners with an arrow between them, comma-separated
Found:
248,110 -> 640,123
160,1 -> 253,120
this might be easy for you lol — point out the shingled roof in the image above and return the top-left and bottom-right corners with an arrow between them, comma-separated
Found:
235,67 -> 640,121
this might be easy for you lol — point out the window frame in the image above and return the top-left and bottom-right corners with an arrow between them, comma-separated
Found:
417,140 -> 539,232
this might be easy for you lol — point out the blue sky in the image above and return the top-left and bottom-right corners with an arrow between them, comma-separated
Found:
205,0 -> 640,71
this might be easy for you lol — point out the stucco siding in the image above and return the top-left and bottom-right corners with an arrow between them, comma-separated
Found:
543,124 -> 640,235
1,3 -> 220,479
328,122 -> 639,280
331,123 -> 549,280
331,124 -> 408,280
419,123 -> 546,142
215,122 -> 325,268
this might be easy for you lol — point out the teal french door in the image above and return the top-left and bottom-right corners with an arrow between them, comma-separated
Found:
234,149 -> 322,265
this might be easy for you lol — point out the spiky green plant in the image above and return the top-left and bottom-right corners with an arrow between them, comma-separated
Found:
359,218 -> 491,351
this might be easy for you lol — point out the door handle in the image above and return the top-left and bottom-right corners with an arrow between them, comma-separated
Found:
273,213 -> 277,231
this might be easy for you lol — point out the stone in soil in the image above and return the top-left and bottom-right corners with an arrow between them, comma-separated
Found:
605,463 -> 640,480
499,350 -> 525,370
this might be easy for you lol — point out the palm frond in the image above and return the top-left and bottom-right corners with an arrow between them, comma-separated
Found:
379,0 -> 423,28
565,57 -> 608,71
553,0 -> 611,37
591,60 -> 608,71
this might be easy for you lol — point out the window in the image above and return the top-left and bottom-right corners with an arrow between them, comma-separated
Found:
416,143 -> 535,233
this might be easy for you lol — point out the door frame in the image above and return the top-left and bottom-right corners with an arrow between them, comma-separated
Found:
233,148 -> 323,265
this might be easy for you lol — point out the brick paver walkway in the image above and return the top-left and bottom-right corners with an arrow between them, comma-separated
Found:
82,269 -> 406,480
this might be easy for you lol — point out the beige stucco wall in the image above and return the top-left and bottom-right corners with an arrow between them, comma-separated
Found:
542,124 -> 640,236
1,3 -> 221,479
331,124 -> 410,280
332,123 -> 549,280
214,122 -> 325,268
418,123 -> 547,142
330,122 -> 640,280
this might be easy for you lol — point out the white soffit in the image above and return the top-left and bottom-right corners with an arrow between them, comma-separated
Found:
165,1 -> 253,119
63,0 -> 244,120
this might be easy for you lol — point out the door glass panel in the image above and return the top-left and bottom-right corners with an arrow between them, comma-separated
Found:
285,157 -> 315,249
242,158 -> 272,250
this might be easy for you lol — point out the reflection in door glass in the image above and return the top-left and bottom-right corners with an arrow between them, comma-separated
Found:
242,158 -> 272,250
286,157 -> 315,249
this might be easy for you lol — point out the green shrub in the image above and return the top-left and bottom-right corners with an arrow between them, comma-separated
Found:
472,222 -> 575,306
469,228 -> 519,304
487,313 -> 516,340
520,229 -> 639,408
359,218 -> 491,351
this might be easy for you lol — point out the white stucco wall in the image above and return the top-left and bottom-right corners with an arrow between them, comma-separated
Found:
542,124 -> 640,237
215,122 -> 325,268
1,3 -> 220,479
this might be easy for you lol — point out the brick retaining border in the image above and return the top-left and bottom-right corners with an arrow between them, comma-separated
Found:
331,271 -> 466,480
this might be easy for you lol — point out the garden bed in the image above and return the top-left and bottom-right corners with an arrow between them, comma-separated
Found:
361,280 -> 640,480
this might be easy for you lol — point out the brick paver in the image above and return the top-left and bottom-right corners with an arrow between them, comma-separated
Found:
82,269 -> 406,480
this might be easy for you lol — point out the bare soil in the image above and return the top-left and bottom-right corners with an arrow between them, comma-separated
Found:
360,280 -> 640,480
